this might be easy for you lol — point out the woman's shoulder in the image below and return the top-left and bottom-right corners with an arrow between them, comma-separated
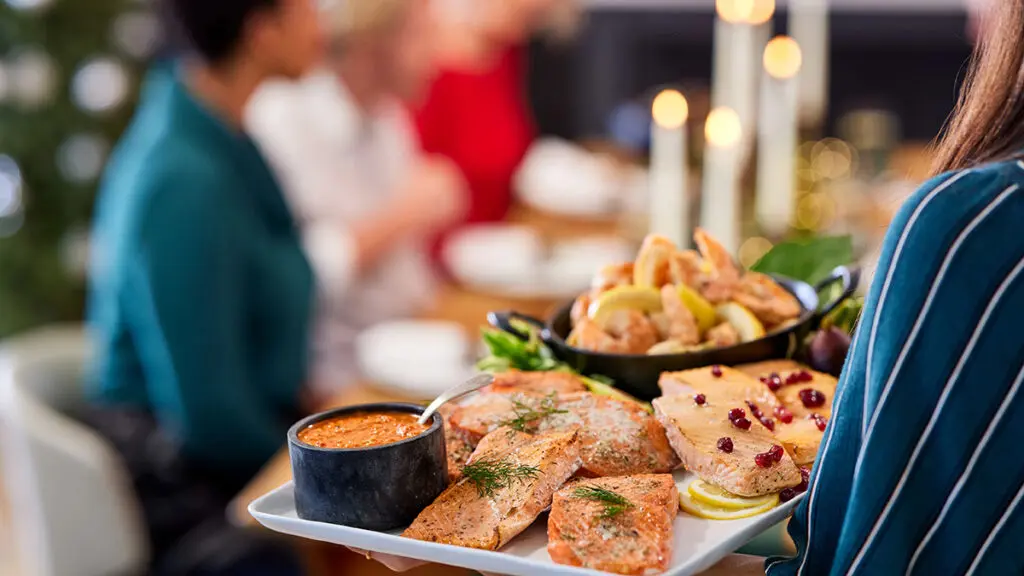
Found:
892,158 -> 1024,238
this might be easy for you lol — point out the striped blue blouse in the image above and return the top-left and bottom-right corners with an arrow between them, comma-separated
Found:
767,158 -> 1024,576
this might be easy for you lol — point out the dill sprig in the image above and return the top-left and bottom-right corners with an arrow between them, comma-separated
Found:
573,485 -> 635,519
461,458 -> 540,497
500,392 -> 568,432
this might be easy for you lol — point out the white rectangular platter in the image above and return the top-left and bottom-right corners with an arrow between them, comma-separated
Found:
249,470 -> 803,576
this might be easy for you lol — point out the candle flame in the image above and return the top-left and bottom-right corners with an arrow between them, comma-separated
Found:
652,90 -> 689,129
717,0 -> 774,24
764,36 -> 803,79
705,107 -> 742,148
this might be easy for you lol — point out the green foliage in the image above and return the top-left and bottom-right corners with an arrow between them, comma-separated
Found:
748,235 -> 854,286
0,2 -> 144,336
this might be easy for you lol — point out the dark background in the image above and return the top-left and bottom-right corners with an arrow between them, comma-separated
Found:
528,9 -> 973,143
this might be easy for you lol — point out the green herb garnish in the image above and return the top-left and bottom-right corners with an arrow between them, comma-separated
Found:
573,485 -> 635,519
461,458 -> 540,497
500,392 -> 568,432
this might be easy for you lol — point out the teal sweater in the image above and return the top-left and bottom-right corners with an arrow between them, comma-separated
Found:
87,66 -> 313,476
769,159 -> 1024,575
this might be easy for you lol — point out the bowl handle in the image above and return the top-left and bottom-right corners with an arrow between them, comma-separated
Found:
813,265 -> 861,320
486,311 -> 547,342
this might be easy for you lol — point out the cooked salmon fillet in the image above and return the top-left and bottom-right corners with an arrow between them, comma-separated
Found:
659,366 -> 782,416
735,360 -> 804,378
773,418 -> 823,466
450,391 -> 679,477
548,475 -> 678,575
660,365 -> 830,464
403,427 -> 581,550
483,370 -> 589,395
653,395 -> 801,497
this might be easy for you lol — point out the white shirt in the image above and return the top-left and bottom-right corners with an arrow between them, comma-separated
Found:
246,70 -> 437,392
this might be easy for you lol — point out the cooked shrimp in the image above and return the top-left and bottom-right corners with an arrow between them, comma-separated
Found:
705,322 -> 741,347
668,250 -> 707,288
693,228 -> 740,302
570,293 -> 592,327
570,310 -> 658,355
660,285 -> 700,345
590,262 -> 634,296
733,272 -> 803,326
633,235 -> 677,288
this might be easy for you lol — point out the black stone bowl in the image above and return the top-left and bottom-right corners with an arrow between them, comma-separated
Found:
288,403 -> 448,531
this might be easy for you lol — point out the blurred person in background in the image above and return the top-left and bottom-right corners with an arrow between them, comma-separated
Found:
416,0 -> 579,269
84,0 -> 325,573
246,0 -> 465,398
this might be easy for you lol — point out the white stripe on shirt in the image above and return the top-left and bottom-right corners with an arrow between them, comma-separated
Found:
905,361 -> 1024,574
964,480 -> 1024,576
962,479 -> 1024,573
845,254 -> 1024,575
862,170 -> 971,436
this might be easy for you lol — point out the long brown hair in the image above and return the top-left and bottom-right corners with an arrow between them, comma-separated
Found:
932,0 -> 1024,174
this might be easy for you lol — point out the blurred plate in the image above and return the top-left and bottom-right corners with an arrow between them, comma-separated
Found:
355,321 -> 476,399
444,224 -> 635,300
515,138 -> 625,217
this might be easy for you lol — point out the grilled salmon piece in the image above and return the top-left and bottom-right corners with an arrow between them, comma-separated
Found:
735,362 -> 838,419
450,392 -> 679,477
548,475 -> 678,575
653,395 -> 801,497
483,370 -> 589,395
773,418 -> 823,466
403,427 -> 581,550
659,366 -> 782,416
735,360 -> 803,378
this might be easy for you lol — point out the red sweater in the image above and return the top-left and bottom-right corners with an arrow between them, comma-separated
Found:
413,47 -> 535,265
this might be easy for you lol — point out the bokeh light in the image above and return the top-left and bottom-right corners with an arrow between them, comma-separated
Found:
652,89 -> 689,130
72,57 -> 131,114
739,236 -> 774,268
705,107 -> 742,148
57,134 -> 109,183
9,49 -> 58,108
763,36 -> 802,79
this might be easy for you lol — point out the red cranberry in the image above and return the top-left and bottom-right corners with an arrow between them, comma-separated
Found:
759,416 -> 776,431
694,393 -> 707,406
784,372 -> 800,385
745,401 -> 763,418
799,466 -> 811,485
733,417 -> 752,430
809,414 -> 827,431
754,452 -> 774,468
759,376 -> 769,384
799,370 -> 814,382
774,406 -> 794,424
768,444 -> 785,462
711,365 -> 723,378
717,437 -> 734,453
779,487 -> 799,502
765,373 -> 783,391
799,388 -> 826,408
728,408 -> 746,421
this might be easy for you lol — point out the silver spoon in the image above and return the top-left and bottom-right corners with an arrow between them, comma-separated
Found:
417,373 -> 495,425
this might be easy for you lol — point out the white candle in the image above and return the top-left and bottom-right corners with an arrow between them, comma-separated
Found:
701,107 -> 743,256
789,0 -> 829,127
712,0 -> 775,165
756,36 -> 802,237
649,89 -> 690,247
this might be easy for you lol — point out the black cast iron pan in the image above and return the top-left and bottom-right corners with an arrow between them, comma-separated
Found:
487,266 -> 860,401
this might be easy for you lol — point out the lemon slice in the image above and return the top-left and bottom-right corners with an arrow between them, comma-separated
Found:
679,488 -> 779,520
688,479 -> 778,510
678,285 -> 717,333
588,286 -> 663,328
716,302 -> 767,342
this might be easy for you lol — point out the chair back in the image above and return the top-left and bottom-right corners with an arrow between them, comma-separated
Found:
0,325 -> 148,576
